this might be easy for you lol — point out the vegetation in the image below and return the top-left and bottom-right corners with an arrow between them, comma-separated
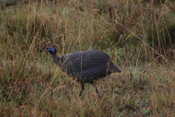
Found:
0,0 -> 175,116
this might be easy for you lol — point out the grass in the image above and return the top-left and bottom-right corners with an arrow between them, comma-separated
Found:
0,0 -> 175,116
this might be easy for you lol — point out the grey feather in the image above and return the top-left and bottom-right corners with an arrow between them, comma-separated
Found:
47,48 -> 121,96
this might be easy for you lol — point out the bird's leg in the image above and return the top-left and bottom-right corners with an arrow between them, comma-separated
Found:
79,82 -> 85,96
93,84 -> 101,98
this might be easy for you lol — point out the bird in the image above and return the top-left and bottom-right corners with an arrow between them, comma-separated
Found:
46,47 -> 121,96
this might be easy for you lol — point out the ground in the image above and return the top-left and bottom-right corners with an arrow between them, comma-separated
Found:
0,0 -> 175,117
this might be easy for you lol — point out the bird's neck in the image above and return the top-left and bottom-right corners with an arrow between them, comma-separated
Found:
52,54 -> 62,66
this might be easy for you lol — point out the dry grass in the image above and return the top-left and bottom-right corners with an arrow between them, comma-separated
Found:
0,0 -> 175,117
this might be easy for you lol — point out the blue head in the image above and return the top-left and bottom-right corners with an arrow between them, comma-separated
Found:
47,47 -> 57,55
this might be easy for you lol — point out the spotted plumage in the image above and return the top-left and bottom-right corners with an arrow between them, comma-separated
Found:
47,47 -> 121,96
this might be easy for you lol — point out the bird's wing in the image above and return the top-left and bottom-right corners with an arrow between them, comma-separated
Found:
69,50 -> 110,68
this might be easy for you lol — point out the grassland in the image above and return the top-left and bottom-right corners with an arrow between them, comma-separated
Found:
0,0 -> 175,117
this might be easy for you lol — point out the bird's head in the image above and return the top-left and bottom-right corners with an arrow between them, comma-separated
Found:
47,47 -> 57,55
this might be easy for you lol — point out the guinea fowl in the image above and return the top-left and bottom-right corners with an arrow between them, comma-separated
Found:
47,47 -> 121,96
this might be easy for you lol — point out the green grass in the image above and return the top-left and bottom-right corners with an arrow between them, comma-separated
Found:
0,0 -> 175,116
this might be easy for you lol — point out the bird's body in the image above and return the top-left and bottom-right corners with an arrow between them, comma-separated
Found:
47,48 -> 121,96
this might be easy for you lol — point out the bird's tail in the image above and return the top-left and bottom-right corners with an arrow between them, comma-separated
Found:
109,62 -> 121,73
